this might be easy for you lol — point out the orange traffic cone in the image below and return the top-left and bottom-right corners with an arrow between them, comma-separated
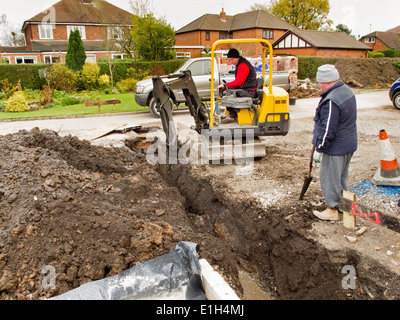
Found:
372,129 -> 400,186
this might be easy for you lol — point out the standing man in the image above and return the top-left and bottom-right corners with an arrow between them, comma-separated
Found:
312,64 -> 358,221
217,48 -> 257,123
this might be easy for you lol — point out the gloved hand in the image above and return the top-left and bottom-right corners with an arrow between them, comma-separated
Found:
313,150 -> 322,163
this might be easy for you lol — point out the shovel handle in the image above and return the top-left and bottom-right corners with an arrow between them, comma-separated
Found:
308,146 -> 315,176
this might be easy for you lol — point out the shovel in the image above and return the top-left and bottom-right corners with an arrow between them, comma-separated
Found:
299,146 -> 315,200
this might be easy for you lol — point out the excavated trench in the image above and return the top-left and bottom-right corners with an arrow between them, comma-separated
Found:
157,162 -> 400,300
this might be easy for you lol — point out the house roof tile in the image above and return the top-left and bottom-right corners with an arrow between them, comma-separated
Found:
175,10 -> 292,34
277,29 -> 372,50
23,0 -> 133,30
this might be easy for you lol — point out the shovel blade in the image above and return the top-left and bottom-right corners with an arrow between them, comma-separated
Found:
299,176 -> 313,200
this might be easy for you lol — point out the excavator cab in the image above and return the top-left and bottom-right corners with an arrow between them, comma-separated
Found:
151,38 -> 290,163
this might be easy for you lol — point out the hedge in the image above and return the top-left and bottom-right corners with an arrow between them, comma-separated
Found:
0,59 -> 186,90
0,64 -> 50,90
97,59 -> 186,83
297,56 -> 340,80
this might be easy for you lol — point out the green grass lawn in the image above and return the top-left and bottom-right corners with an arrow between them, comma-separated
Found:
0,92 -> 148,120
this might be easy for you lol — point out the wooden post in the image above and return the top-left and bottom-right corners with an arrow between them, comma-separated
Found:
342,191 -> 356,229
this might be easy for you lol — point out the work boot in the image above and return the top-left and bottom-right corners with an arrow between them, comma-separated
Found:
221,116 -> 236,124
313,207 -> 339,221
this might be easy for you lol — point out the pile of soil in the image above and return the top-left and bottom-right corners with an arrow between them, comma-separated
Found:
0,128 -> 235,300
335,58 -> 400,88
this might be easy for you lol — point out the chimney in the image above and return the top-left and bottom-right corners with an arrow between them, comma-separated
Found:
220,8 -> 226,21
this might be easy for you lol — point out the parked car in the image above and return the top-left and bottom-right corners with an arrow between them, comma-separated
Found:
389,78 -> 400,110
135,57 -> 292,118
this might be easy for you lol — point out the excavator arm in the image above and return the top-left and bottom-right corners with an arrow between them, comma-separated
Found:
152,70 -> 209,140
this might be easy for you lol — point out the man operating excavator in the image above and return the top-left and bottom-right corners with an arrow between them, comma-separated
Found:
217,48 -> 257,123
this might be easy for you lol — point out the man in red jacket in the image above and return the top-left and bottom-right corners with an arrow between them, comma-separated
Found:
218,48 -> 257,123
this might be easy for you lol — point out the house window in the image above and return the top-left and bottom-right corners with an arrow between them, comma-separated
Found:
205,32 -> 210,41
176,52 -> 191,59
44,55 -> 62,64
112,53 -> 127,59
85,55 -> 96,63
108,26 -> 124,40
67,26 -> 86,39
219,32 -> 227,39
16,56 -> 37,64
2,57 -> 10,63
39,24 -> 53,40
263,30 -> 274,39
364,37 -> 376,43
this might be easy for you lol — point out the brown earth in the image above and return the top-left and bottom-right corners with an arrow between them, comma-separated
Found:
335,58 -> 400,89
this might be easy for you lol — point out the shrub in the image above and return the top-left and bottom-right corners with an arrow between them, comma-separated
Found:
61,96 -> 81,106
0,78 -> 18,98
116,78 -> 138,92
393,60 -> 400,70
47,64 -> 78,93
79,63 -> 100,90
371,52 -> 385,58
126,67 -> 149,80
98,74 -> 110,87
40,85 -> 55,106
297,56 -> 339,80
5,91 -> 30,112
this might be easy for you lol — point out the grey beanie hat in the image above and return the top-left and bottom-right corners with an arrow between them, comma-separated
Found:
316,64 -> 340,83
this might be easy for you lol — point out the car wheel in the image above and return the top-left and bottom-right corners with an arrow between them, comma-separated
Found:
149,96 -> 174,118
393,92 -> 400,110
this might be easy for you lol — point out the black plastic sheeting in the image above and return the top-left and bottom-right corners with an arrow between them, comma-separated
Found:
51,241 -> 206,300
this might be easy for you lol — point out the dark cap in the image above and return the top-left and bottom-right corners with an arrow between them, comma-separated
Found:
227,48 -> 240,58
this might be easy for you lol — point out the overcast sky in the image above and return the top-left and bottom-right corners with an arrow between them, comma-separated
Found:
2,0 -> 399,39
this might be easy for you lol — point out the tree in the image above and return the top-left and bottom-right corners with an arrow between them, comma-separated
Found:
0,14 -> 25,46
261,0 -> 333,30
131,14 -> 175,61
65,30 -> 87,72
335,24 -> 354,37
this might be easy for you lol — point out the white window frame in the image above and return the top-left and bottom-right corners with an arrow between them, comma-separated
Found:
39,24 -> 53,40
111,53 -> 127,59
44,55 -> 62,64
263,30 -> 274,39
15,56 -> 37,64
67,26 -> 86,39
108,26 -> 124,40
176,52 -> 191,59
85,54 -> 96,63
2,56 -> 10,63
364,37 -> 376,43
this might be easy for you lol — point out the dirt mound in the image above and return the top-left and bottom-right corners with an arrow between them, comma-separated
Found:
335,58 -> 400,88
0,128 -> 235,300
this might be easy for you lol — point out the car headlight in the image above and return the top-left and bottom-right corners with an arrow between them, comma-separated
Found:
135,86 -> 145,93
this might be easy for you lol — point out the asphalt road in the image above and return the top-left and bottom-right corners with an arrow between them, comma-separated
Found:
0,90 -> 393,142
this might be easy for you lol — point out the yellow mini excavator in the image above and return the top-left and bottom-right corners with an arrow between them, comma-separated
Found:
151,39 -> 290,163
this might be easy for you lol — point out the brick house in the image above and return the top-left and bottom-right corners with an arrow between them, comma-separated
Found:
0,0 -> 133,64
273,29 -> 371,58
174,9 -> 294,58
359,26 -> 400,51
175,9 -> 372,59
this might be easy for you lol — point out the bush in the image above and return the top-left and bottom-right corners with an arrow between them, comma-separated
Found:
0,64 -> 48,90
98,74 -> 110,87
116,78 -> 138,92
61,96 -> 81,106
369,52 -> 385,58
297,56 -> 340,80
393,60 -> 400,70
79,63 -> 100,90
5,91 -> 30,112
47,64 -> 78,93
